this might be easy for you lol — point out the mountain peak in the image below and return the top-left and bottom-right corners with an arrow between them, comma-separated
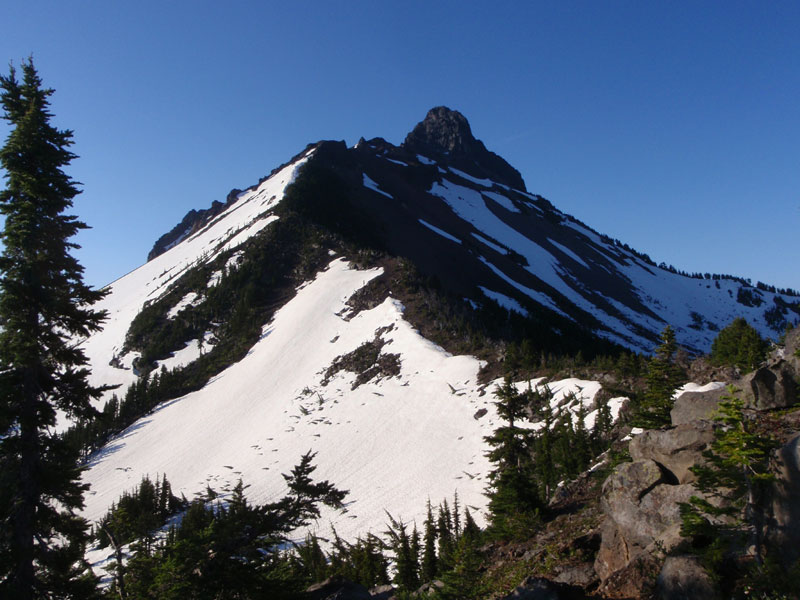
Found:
403,106 -> 478,156
402,106 -> 527,191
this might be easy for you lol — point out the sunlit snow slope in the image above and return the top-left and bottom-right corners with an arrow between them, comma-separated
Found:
82,254 -> 614,557
81,150 -> 313,406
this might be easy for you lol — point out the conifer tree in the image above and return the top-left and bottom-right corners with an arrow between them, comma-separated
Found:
421,500 -> 438,581
0,58 -> 107,598
634,325 -> 685,428
484,376 -> 541,537
680,386 -> 777,567
710,317 -> 769,373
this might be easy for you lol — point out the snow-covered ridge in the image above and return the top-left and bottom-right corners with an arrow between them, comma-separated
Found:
80,149 -> 314,408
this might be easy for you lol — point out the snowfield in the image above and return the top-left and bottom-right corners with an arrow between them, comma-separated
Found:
82,256 -> 620,577
78,151 -> 314,410
82,241 -> 621,574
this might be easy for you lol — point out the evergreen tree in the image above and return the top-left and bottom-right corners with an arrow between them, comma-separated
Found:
680,386 -> 777,568
421,499 -> 438,581
384,513 -> 419,592
484,376 -> 541,538
0,58 -> 108,598
710,317 -> 769,373
634,325 -> 685,428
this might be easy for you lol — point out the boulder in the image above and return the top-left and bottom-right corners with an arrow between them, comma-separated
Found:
595,460 -> 696,586
415,580 -> 444,596
368,584 -> 395,600
305,576 -> 371,600
671,385 -> 728,425
739,361 -> 798,410
498,576 -> 563,600
656,555 -> 720,600
553,562 -> 596,587
782,325 -> 800,360
766,433 -> 800,566
629,422 -> 715,483
598,551 -> 663,599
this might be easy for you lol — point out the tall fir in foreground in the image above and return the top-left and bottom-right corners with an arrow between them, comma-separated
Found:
0,59 -> 107,598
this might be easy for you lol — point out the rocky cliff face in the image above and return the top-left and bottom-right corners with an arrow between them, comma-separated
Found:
402,106 -> 527,191
592,327 -> 800,598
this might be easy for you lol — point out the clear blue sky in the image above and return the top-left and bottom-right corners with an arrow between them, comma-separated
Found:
2,1 -> 799,291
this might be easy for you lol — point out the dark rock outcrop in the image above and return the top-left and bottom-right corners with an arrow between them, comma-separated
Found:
767,433 -> 800,567
147,199 -> 228,261
402,106 -> 527,191
739,360 -> 798,410
498,576 -> 574,599
656,555 -> 720,600
305,575 -> 371,600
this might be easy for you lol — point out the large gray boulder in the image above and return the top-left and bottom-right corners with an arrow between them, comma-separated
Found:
656,555 -> 720,600
738,360 -> 798,410
629,422 -> 715,483
671,385 -> 728,426
595,460 -> 696,594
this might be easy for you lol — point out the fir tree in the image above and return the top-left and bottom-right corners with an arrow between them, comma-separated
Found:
484,376 -> 541,538
421,499 -> 438,581
680,386 -> 777,568
0,58 -> 108,598
634,325 -> 685,428
710,317 -> 769,373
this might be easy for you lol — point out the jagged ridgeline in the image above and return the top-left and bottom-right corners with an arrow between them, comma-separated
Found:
73,108 -> 800,596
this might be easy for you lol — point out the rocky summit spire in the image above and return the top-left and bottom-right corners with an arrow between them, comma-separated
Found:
402,106 -> 526,191
403,106 -> 480,156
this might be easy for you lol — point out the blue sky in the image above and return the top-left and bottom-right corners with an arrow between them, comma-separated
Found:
2,1 -> 799,291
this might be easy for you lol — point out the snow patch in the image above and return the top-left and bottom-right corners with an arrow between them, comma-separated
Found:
418,219 -> 461,244
479,286 -> 528,315
482,190 -> 520,213
363,174 -> 393,199
167,292 -> 199,319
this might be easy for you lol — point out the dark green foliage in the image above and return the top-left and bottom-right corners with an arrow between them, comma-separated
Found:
485,378 -> 616,540
0,59 -> 106,598
632,325 -> 686,429
323,330 -> 401,390
484,377 -> 542,538
736,286 -> 764,308
421,500 -> 438,581
680,386 -> 778,576
325,530 -> 389,589
434,534 -> 485,600
384,513 -> 421,592
710,317 -> 769,373
95,474 -> 185,550
112,452 -> 346,599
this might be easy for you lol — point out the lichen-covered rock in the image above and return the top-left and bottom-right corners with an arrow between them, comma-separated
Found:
656,555 -> 720,600
629,422 -> 715,483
